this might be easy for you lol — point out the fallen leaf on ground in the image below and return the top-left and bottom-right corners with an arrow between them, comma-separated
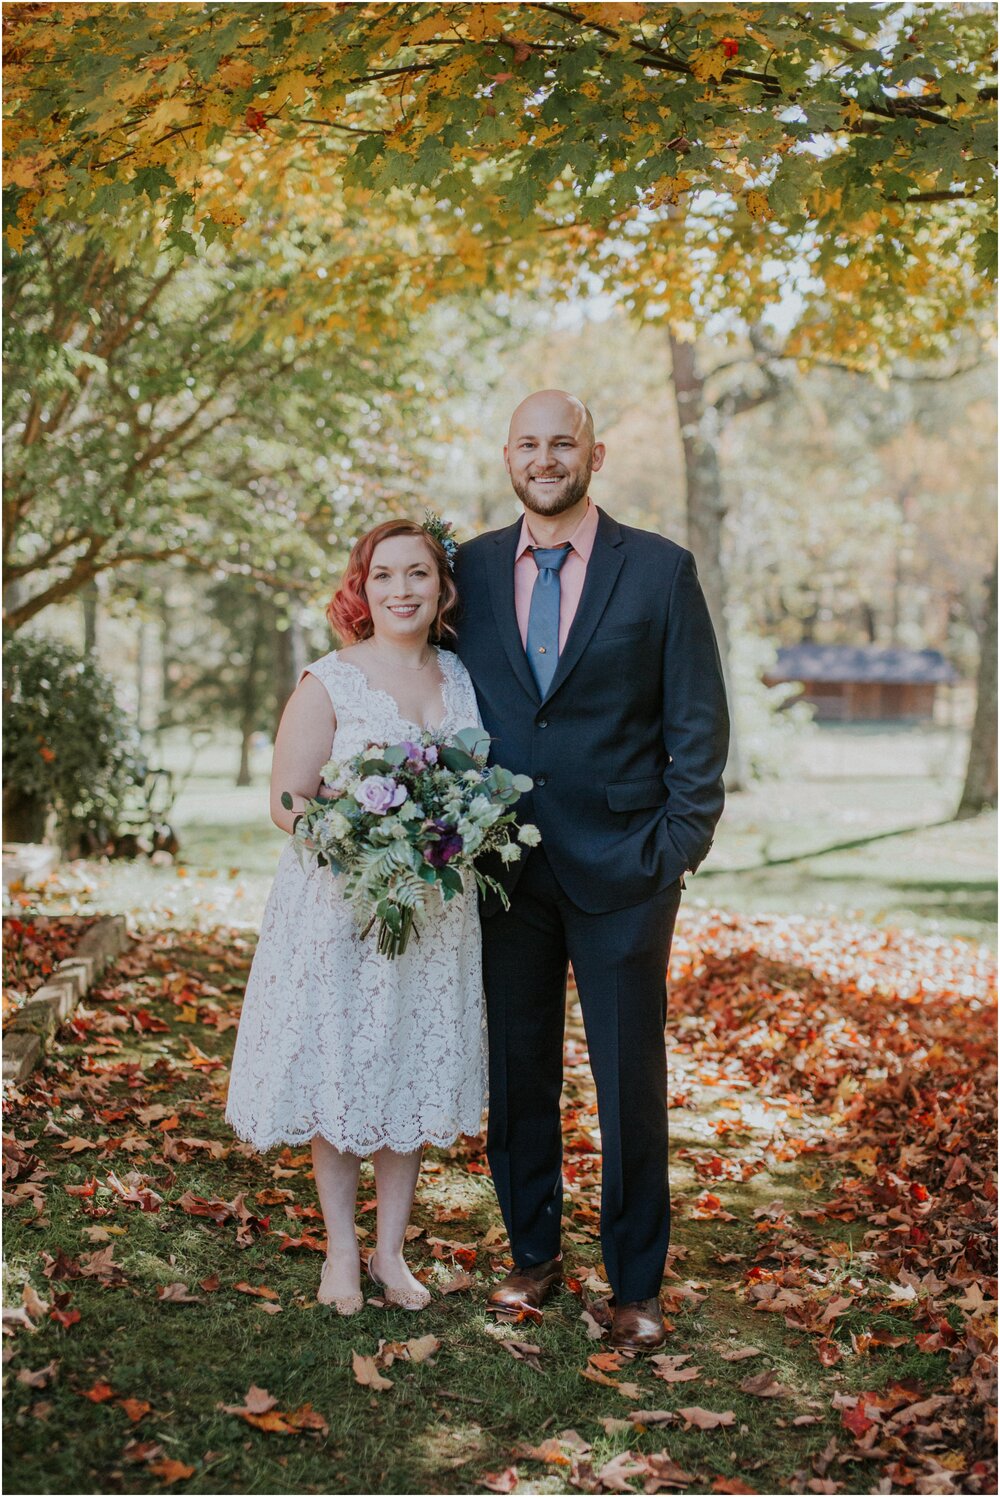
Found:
17,1360 -> 58,1388
644,1450 -> 696,1489
481,1468 -> 518,1493
739,1368 -> 793,1398
403,1334 -> 440,1363
629,1409 -> 676,1427
82,1381 -> 115,1402
717,1345 -> 761,1361
597,1452 -> 648,1491
500,1339 -> 542,1369
119,1397 -> 152,1423
122,1439 -> 165,1463
677,1406 -> 735,1430
651,1353 -> 701,1383
157,1282 -> 200,1303
351,1351 -> 393,1391
440,1270 -> 475,1294
148,1459 -> 195,1484
233,1282 -> 279,1300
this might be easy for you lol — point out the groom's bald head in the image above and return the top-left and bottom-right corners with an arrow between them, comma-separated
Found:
507,390 -> 596,450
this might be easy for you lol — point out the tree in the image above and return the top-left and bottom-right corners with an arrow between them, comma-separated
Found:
2,221 -> 428,631
957,558 -> 998,817
5,3 -> 995,362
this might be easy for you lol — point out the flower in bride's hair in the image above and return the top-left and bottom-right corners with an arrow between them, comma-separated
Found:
356,775 -> 408,815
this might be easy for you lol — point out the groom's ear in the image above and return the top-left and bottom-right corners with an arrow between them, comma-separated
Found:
502,444 -> 512,475
591,442 -> 607,472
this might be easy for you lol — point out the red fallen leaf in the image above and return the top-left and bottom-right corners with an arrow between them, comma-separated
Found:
517,1438 -> 570,1466
156,1115 -> 181,1132
174,1191 -> 233,1222
233,1282 -> 280,1300
82,1380 -> 116,1402
841,1402 -> 876,1439
277,1233 -> 325,1253
64,1179 -> 98,1197
123,1439 -> 165,1463
588,1350 -> 624,1372
482,1468 -> 518,1494
816,1338 -> 843,1366
131,1010 -> 170,1033
50,1307 -> 81,1328
712,1479 -> 756,1494
147,1458 -> 194,1484
199,1274 -> 221,1292
119,1397 -> 152,1423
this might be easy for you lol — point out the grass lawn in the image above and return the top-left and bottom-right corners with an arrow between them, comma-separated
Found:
13,722 -> 993,943
3,909 -> 995,1495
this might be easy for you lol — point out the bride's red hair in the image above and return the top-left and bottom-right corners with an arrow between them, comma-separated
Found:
327,520 -> 459,643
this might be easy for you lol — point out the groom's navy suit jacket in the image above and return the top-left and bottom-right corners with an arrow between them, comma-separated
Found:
453,507 -> 730,913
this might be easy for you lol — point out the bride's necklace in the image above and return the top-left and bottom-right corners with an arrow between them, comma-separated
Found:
369,644 -> 434,673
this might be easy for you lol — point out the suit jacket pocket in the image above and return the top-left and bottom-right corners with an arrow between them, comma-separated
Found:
591,619 -> 650,646
606,776 -> 669,813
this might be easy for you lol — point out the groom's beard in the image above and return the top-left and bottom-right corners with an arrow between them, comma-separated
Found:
512,463 -> 593,516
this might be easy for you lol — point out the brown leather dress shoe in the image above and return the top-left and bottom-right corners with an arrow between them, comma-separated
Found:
487,1255 -> 564,1314
609,1296 -> 668,1352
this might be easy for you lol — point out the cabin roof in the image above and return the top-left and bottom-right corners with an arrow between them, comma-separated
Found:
767,645 -> 959,685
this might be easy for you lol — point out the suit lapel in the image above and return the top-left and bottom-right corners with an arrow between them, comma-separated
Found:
485,521 -> 541,704
543,508 -> 624,704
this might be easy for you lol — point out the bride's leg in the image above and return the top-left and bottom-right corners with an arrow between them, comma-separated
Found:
370,1146 -> 428,1301
312,1135 -> 363,1305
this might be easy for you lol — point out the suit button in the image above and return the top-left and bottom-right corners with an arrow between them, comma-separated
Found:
536,775 -> 547,787
537,719 -> 548,729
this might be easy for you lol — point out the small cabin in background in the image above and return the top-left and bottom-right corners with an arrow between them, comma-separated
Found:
763,645 -> 959,723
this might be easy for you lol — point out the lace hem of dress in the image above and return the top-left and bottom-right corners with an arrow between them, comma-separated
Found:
225,1109 -> 486,1157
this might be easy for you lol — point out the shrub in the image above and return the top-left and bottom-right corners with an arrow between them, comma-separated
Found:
3,633 -> 143,851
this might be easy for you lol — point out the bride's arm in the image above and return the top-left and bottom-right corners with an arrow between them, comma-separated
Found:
268,674 -> 337,834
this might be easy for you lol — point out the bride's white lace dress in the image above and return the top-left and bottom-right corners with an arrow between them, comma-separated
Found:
226,647 -> 486,1154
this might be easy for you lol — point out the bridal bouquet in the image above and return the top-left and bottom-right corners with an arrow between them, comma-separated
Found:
283,728 -> 538,958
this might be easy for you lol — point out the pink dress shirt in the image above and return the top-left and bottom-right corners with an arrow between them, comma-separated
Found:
514,500 -> 600,652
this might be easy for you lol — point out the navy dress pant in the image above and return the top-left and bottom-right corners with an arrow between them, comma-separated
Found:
481,846 -> 682,1303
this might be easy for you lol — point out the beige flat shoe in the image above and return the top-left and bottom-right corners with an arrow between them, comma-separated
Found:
367,1255 -> 431,1311
318,1259 -> 364,1316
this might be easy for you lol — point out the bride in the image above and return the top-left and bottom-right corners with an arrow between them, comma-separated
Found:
226,518 -> 486,1314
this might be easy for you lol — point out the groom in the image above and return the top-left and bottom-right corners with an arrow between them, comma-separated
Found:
453,390 -> 729,1351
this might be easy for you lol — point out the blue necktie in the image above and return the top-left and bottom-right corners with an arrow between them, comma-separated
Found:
526,545 -> 571,696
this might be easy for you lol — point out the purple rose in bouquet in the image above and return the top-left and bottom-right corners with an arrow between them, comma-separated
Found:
356,775 -> 407,815
400,740 -> 435,771
425,822 -> 464,867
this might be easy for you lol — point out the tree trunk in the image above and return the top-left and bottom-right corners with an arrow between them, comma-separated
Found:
237,593 -> 268,786
273,609 -> 307,739
956,558 -> 998,818
668,330 -> 746,791
82,580 -> 98,654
